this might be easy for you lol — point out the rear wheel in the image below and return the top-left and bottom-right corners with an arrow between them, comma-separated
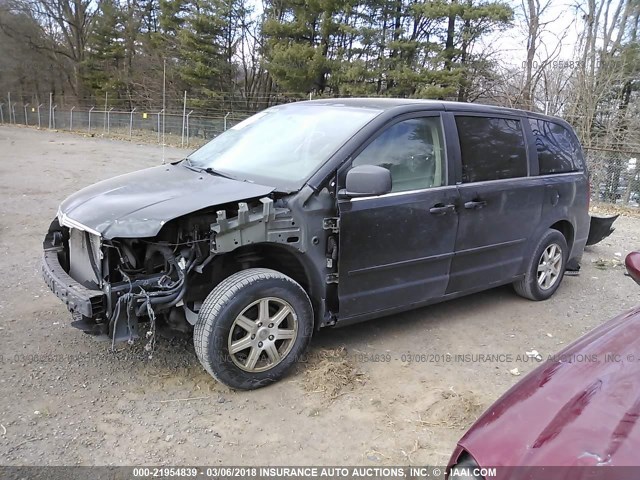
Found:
513,229 -> 568,301
194,268 -> 313,390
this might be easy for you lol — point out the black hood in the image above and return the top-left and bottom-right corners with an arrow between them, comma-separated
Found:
59,164 -> 275,239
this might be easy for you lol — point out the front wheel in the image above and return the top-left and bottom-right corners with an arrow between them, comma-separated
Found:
194,268 -> 313,390
513,229 -> 568,301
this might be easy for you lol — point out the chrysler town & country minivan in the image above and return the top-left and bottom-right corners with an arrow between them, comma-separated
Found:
43,99 -> 590,389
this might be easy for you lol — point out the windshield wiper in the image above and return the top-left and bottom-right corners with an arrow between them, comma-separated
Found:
181,157 -> 199,172
200,167 -> 236,180
182,159 -> 235,180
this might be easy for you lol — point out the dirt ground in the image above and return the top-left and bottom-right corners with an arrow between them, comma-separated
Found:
0,125 -> 638,467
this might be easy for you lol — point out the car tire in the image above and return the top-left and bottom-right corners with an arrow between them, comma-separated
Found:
193,268 -> 313,390
513,229 -> 568,301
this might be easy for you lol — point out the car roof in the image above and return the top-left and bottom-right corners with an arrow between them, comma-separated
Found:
300,97 -> 569,126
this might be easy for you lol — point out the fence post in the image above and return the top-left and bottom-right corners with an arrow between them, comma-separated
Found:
37,104 -> 43,128
88,106 -> 95,132
103,92 -> 108,133
7,92 -> 11,123
70,106 -> 75,131
52,105 -> 57,129
107,107 -> 114,134
181,91 -> 187,147
48,92 -> 53,129
224,112 -> 231,131
186,110 -> 194,147
157,109 -> 164,143
129,107 -> 137,138
23,103 -> 29,125
0,103 -> 4,123
11,104 -> 16,125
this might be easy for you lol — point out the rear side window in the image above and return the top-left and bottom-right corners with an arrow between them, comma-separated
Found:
529,119 -> 582,174
456,116 -> 527,183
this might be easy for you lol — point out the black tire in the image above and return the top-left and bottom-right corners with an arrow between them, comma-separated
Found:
194,268 -> 313,390
513,229 -> 568,301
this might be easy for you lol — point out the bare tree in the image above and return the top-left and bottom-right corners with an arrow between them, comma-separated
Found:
567,0 -> 639,201
1,0 -> 97,97
519,0 -> 572,110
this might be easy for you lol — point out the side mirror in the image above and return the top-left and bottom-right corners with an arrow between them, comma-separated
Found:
339,165 -> 392,199
626,252 -> 640,286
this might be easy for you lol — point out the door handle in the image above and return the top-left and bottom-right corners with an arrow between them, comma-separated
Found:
464,200 -> 487,210
429,204 -> 456,215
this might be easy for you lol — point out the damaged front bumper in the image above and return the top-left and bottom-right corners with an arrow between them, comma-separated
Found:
42,222 -> 112,338
42,219 -> 178,343
42,248 -> 105,320
42,245 -> 167,342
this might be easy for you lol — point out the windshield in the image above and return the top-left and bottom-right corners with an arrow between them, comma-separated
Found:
186,104 -> 381,189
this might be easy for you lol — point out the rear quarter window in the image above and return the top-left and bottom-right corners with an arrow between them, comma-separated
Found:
456,116 -> 528,183
529,119 -> 583,174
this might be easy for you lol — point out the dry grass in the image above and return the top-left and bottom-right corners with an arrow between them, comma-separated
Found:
592,257 -> 624,269
302,347 -> 366,399
419,390 -> 486,429
590,202 -> 640,219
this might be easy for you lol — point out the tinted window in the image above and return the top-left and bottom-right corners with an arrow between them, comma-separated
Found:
529,119 -> 582,174
456,116 -> 527,183
353,117 -> 446,192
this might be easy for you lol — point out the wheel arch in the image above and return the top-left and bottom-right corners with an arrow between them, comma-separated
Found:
549,219 -> 575,258
210,242 -> 326,329
517,218 -> 575,276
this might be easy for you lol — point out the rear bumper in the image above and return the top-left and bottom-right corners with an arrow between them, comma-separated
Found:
42,249 -> 105,319
586,215 -> 619,246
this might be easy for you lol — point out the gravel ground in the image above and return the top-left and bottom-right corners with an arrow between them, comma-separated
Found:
0,125 -> 638,466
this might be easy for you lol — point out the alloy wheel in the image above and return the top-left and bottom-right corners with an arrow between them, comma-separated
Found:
227,297 -> 299,372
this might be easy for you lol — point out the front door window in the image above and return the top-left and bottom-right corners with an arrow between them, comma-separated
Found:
352,117 -> 446,192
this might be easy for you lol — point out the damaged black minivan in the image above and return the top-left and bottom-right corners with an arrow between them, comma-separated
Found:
43,99 -> 591,389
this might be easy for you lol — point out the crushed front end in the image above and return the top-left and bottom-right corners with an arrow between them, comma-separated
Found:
42,195 -> 306,347
42,212 -> 211,347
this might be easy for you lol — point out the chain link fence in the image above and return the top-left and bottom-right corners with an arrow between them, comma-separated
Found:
586,148 -> 640,207
1,94 -> 639,207
0,99 -> 253,148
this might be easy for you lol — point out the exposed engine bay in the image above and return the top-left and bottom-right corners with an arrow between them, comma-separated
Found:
43,195 -> 311,351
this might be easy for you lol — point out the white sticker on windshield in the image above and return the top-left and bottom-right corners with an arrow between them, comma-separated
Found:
231,111 -> 269,130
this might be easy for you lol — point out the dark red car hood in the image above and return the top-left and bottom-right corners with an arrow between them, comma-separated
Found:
458,305 -> 640,468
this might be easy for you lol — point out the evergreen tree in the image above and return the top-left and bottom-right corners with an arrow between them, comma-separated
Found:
263,0 -> 512,99
83,0 -> 126,97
